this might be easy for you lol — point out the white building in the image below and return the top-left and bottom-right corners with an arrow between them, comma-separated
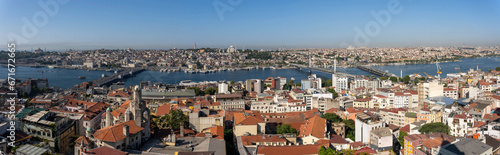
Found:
447,113 -> 474,137
355,112 -> 384,144
218,83 -> 229,94
443,88 -> 458,99
254,79 -> 263,93
333,74 -> 349,92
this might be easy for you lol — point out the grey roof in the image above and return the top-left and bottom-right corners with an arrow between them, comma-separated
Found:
141,89 -> 196,97
370,127 -> 392,138
443,138 -> 492,155
428,96 -> 454,105
193,138 -> 226,155
485,135 -> 500,152
16,144 -> 49,155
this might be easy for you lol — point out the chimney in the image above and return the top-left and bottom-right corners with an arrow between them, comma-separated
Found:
180,122 -> 184,137
84,104 -> 87,110
123,125 -> 129,137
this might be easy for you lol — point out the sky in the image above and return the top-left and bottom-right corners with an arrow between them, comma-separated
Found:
1,0 -> 500,51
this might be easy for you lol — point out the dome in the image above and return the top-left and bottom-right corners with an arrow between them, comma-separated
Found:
87,126 -> 93,132
106,107 -> 111,111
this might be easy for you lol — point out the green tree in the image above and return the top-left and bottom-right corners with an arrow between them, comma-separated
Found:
398,131 -> 408,148
413,78 -> 420,85
343,119 -> 355,141
277,124 -> 298,135
157,109 -> 188,129
389,76 -> 399,82
418,122 -> 450,135
402,75 -> 411,84
322,79 -> 332,87
318,146 -> 336,155
188,87 -> 205,96
496,67 -> 500,71
380,77 -> 388,80
323,113 -> 343,123
327,88 -> 339,99
204,87 -> 217,95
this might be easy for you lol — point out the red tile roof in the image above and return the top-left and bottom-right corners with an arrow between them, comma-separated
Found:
238,116 -> 264,125
84,146 -> 127,155
400,124 -> 410,133
75,136 -> 91,146
256,144 -> 324,155
202,126 -> 224,140
299,116 -> 326,138
241,134 -> 287,145
93,120 -> 144,142
330,134 -> 348,144
156,104 -> 172,116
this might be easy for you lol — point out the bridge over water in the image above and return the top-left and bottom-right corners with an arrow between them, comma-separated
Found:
90,69 -> 145,87
289,64 -> 356,78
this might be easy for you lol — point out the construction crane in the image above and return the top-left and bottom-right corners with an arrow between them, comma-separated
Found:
424,72 -> 435,79
436,61 -> 442,79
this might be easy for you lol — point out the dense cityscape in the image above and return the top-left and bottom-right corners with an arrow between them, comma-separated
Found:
2,1 -> 500,155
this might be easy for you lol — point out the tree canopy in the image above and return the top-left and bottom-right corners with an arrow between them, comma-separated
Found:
418,122 -> 450,135
402,75 -> 411,84
152,109 -> 188,130
327,88 -> 339,99
323,113 -> 343,123
398,131 -> 408,148
277,124 -> 298,135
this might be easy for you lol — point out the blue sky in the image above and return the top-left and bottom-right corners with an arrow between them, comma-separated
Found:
1,0 -> 500,51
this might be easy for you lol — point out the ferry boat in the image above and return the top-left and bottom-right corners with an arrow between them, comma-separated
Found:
78,76 -> 86,79
47,65 -> 55,69
106,69 -> 114,72
455,68 -> 460,70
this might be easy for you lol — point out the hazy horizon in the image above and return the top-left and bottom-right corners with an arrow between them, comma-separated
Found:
2,0 -> 500,51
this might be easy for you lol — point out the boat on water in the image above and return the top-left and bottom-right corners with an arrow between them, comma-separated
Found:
455,68 -> 460,70
47,65 -> 55,69
106,69 -> 114,72
78,76 -> 86,79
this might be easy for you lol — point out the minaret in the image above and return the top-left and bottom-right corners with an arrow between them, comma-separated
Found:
105,107 -> 112,127
194,42 -> 196,49
334,59 -> 337,73
125,108 -> 131,121
131,85 -> 143,127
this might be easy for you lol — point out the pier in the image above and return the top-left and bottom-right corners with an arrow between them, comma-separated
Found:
90,69 -> 145,87
356,66 -> 395,77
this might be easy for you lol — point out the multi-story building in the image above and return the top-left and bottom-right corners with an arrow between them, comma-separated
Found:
418,81 -> 443,108
355,112 -> 384,144
189,109 -> 224,132
213,94 -> 245,110
333,74 -> 349,92
218,82 -> 229,94
373,95 -> 389,109
311,97 -> 339,113
443,88 -> 458,99
369,127 -> 393,151
448,113 -> 474,137
21,111 -> 76,154
353,98 -> 372,109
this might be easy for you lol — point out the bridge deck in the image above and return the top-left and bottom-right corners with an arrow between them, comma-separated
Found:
290,64 -> 355,78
